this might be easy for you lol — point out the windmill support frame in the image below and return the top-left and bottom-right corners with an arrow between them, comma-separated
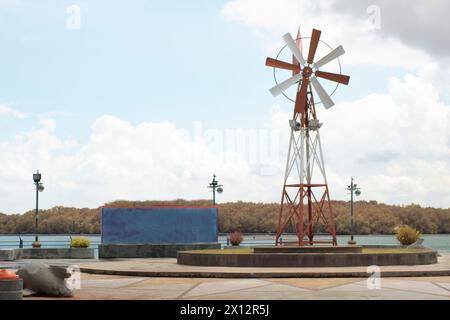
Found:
276,121 -> 337,246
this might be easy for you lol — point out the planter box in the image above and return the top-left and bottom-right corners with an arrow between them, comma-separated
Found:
17,248 -> 95,259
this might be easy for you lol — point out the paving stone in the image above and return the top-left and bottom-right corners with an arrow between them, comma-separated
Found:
182,291 -> 298,300
378,279 -> 450,297
434,282 -> 450,292
321,282 -> 380,293
23,274 -> 450,300
242,283 -> 310,293
398,276 -> 450,283
81,278 -> 147,289
268,278 -> 364,290
182,279 -> 271,298
305,289 -> 450,300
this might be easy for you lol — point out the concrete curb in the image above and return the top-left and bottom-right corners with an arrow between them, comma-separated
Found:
79,267 -> 450,278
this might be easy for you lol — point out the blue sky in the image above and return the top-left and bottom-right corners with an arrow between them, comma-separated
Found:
1,0 -> 449,213
1,1 -> 265,140
0,0 -> 399,142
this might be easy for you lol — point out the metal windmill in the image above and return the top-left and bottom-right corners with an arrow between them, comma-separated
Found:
266,28 -> 350,246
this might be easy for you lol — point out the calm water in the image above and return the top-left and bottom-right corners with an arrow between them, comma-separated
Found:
1,234 -> 449,254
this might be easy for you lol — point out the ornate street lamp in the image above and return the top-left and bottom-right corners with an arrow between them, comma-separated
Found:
207,174 -> 223,205
346,177 -> 361,245
32,171 -> 44,247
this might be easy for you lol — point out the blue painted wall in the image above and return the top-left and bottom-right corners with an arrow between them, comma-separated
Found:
101,207 -> 218,244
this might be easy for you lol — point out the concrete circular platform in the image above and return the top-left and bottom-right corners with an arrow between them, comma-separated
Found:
177,248 -> 438,268
73,254 -> 450,278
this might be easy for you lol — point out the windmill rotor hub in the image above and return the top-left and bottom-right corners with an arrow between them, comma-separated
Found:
302,66 -> 313,78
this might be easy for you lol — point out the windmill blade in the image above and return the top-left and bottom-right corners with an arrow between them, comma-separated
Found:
283,33 -> 306,66
295,78 -> 309,114
266,58 -> 301,73
293,27 -> 303,76
314,45 -> 345,69
307,29 -> 321,64
315,71 -> 350,85
310,77 -> 335,109
269,73 -> 303,97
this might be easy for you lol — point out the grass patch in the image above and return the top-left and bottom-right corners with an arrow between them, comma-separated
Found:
362,248 -> 428,254
188,248 -> 254,254
187,248 -> 430,255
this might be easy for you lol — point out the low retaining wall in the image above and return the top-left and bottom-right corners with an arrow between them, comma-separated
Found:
99,243 -> 221,258
177,250 -> 438,268
0,248 -> 95,261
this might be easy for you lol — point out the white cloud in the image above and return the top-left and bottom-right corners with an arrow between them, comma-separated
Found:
330,0 -> 450,58
218,0 -> 450,208
264,74 -> 450,208
1,70 -> 450,213
0,104 -> 27,119
222,0 -> 430,69
0,114 -> 285,213
318,73 -> 450,207
0,0 -> 19,5
1,1 -> 449,213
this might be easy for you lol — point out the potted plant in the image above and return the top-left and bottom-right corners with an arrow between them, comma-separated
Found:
32,241 -> 42,248
228,231 -> 244,247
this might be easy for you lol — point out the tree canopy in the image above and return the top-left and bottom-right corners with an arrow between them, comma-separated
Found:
1,199 -> 449,235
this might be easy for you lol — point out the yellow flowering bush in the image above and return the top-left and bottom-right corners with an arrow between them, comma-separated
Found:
70,237 -> 91,248
394,225 -> 421,245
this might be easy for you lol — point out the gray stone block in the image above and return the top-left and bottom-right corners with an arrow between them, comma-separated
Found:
408,239 -> 425,249
0,250 -> 17,261
0,279 -> 23,300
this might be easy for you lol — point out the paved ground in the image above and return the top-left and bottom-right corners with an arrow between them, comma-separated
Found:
5,256 -> 450,278
75,254 -> 450,278
26,273 -> 450,300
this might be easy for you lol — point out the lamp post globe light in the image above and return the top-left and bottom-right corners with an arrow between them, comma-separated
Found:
346,177 -> 361,245
207,174 -> 223,205
32,170 -> 44,248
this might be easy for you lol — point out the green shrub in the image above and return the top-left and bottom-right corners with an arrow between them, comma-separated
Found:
70,237 -> 91,248
394,225 -> 421,245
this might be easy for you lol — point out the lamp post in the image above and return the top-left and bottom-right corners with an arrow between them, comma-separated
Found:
32,171 -> 44,247
207,174 -> 223,205
346,177 -> 361,245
